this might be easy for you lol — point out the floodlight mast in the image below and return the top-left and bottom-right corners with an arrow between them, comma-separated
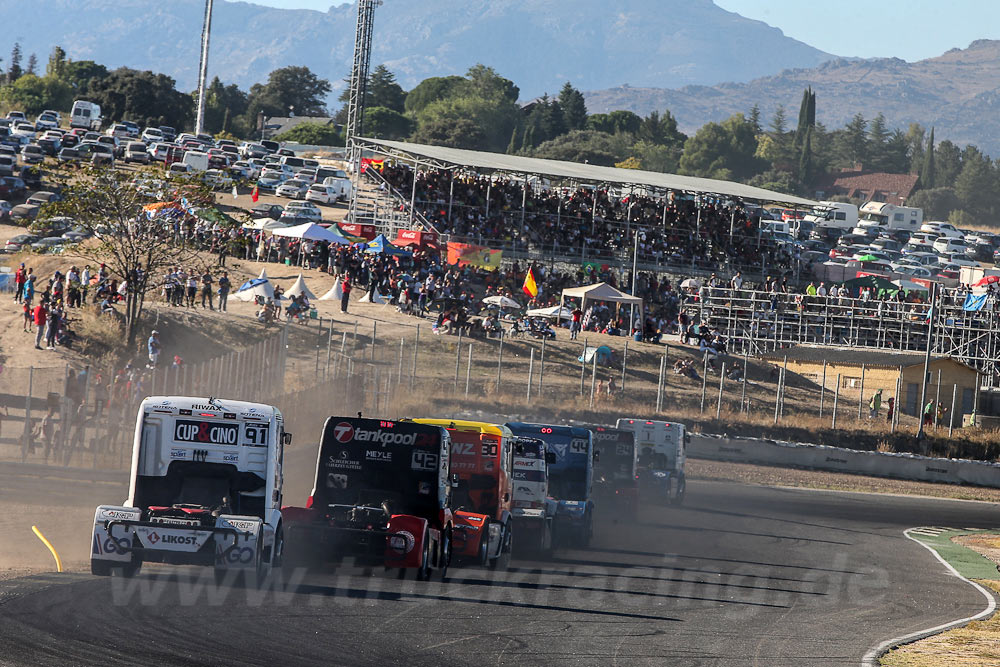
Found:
346,0 -> 380,224
195,0 -> 215,136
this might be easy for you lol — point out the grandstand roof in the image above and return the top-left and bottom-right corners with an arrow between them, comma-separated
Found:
355,137 -> 817,207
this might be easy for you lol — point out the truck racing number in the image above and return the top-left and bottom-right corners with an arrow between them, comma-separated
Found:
411,450 -> 438,471
570,439 -> 589,454
243,423 -> 269,446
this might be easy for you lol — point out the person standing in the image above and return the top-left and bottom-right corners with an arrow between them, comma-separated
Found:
147,330 -> 161,368
217,272 -> 231,312
44,304 -> 59,350
200,270 -> 214,310
340,277 -> 351,314
13,263 -> 26,303
868,389 -> 882,419
885,397 -> 895,424
570,306 -> 583,340
186,270 -> 198,308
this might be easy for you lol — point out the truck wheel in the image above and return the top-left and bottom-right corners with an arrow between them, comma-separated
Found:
118,556 -> 141,579
477,520 -> 491,567
438,530 -> 451,582
91,560 -> 112,577
489,523 -> 512,571
670,476 -> 686,506
415,529 -> 431,581
541,522 -> 554,559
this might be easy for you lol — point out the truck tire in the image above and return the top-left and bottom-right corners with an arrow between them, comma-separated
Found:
476,519 -> 491,567
489,522 -> 512,571
438,530 -> 451,582
415,529 -> 431,581
670,475 -> 686,506
91,560 -> 112,577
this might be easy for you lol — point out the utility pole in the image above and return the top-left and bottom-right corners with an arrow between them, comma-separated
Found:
194,0 -> 214,136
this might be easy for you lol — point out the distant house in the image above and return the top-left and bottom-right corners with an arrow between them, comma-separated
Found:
262,116 -> 340,140
814,167 -> 919,206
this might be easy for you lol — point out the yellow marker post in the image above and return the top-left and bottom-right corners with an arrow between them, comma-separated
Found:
31,526 -> 63,573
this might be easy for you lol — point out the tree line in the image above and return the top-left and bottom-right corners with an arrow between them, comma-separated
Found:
2,43 -> 997,226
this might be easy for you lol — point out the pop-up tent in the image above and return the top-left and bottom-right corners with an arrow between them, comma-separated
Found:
284,273 -> 316,299
364,234 -> 412,256
559,282 -> 643,315
527,305 -> 575,320
235,277 -> 274,302
271,222 -> 351,244
244,218 -> 286,231
318,281 -> 344,301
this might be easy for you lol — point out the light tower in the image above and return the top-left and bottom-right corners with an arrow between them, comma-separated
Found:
194,0 -> 215,136
346,0 -> 380,223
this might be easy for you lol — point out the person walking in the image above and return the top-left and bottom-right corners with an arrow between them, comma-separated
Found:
218,272 -> 231,312
340,277 -> 352,313
923,400 -> 934,426
32,302 -> 46,349
868,389 -> 882,419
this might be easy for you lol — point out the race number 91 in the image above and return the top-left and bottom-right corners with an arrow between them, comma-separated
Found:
243,423 -> 269,446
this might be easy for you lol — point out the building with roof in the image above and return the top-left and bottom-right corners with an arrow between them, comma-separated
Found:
814,168 -> 920,207
761,346 -> 979,420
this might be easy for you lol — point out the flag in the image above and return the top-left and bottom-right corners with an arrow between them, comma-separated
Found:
522,267 -> 538,298
251,184 -> 259,203
231,184 -> 239,200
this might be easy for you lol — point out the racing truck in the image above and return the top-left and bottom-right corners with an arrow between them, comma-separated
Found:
510,436 -> 557,556
412,419 -> 514,570
616,418 -> 687,505
281,417 -> 453,580
90,396 -> 291,582
590,426 -> 639,519
506,423 -> 594,548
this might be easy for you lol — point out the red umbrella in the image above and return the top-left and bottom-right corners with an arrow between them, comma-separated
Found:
974,275 -> 1000,286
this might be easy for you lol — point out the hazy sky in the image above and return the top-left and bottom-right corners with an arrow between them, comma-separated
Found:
244,0 -> 1000,62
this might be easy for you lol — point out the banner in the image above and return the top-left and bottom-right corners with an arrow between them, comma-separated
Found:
338,222 -> 376,240
360,158 -> 385,174
964,293 -> 988,312
447,242 -> 503,271
395,229 -> 439,248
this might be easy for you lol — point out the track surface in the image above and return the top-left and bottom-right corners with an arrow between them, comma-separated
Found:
0,449 -> 997,667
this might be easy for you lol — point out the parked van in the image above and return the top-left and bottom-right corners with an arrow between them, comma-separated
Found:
182,150 -> 210,172
803,201 -> 859,230
322,176 -> 353,201
70,100 -> 102,131
279,155 -> 306,171
857,201 -> 923,233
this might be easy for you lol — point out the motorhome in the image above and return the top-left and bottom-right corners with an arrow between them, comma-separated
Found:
803,201 -> 859,230
856,201 -> 923,233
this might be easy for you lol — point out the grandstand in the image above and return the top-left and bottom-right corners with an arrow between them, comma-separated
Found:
351,137 -> 815,279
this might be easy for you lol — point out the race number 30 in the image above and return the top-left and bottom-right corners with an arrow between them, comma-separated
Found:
411,450 -> 438,471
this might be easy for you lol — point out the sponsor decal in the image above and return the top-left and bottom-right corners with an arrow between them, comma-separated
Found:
170,448 -> 187,459
327,473 -> 348,489
221,519 -> 259,532
173,420 -> 238,445
594,432 -> 619,441
223,453 -> 239,462
418,481 -> 431,495
366,450 -> 392,462
411,450 -> 438,471
101,509 -> 139,521
191,404 -> 216,411
328,451 -> 361,470
388,530 -> 415,554
550,443 -> 568,458
333,422 -> 355,443
451,442 -> 476,456
570,439 -> 589,454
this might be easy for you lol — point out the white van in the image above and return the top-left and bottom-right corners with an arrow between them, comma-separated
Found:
183,150 -> 210,172
322,176 -> 353,201
803,201 -> 859,230
70,100 -> 102,131
279,155 -> 306,171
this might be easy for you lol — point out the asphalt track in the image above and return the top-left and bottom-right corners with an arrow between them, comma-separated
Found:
1,449 -> 998,667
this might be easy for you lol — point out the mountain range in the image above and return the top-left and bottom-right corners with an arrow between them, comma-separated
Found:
0,0 -> 834,97
584,39 -> 1000,156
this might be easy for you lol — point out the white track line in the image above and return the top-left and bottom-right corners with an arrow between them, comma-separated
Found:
861,527 -> 997,666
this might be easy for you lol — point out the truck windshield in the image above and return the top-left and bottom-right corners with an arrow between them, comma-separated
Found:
315,419 -> 442,517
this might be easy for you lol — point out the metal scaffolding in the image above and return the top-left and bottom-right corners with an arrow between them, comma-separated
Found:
696,287 -> 1000,387
345,0 -> 380,225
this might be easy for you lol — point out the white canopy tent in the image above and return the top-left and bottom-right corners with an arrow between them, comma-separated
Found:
284,274 -> 316,299
244,218 -> 286,231
270,222 -> 351,244
358,291 -> 389,304
257,268 -> 269,281
318,281 -> 344,301
235,278 -> 274,303
527,305 -> 575,321
559,282 -> 643,312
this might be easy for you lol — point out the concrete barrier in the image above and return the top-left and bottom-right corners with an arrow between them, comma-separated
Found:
689,434 -> 1000,488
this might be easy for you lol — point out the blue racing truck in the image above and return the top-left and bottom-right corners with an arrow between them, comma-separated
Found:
505,422 -> 594,548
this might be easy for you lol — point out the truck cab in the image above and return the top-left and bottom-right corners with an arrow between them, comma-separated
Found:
510,436 -> 557,555
91,396 -> 290,582
506,422 -> 594,548
412,419 -> 514,569
590,426 -> 639,518
282,417 -> 453,579
616,418 -> 687,505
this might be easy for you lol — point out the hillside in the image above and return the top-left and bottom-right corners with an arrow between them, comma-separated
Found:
0,0 -> 834,97
584,39 -> 1000,156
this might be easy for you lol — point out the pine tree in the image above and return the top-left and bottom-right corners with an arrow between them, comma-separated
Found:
921,127 -> 936,190
507,126 -> 521,154
557,81 -> 587,131
748,104 -> 761,134
769,105 -> 787,135
798,126 -> 813,184
25,53 -> 37,76
8,43 -> 22,82
46,46 -> 67,78
806,88 -> 816,127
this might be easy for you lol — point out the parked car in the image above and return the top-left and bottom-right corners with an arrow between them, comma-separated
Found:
0,176 -> 27,199
20,144 -> 45,165
88,142 -> 115,166
0,154 -> 15,177
124,141 -> 151,164
202,168 -> 233,190
10,203 -> 40,221
256,169 -> 286,192
4,233 -> 40,252
932,237 -> 971,255
34,111 -> 59,130
122,121 -> 140,138
26,191 -> 61,207
166,162 -> 190,175
295,168 -> 318,184
106,124 -> 130,140
239,142 -> 267,159
919,221 -> 963,238
275,178 -> 309,199
283,201 -> 322,222
140,127 -> 164,144
305,184 -> 340,205
158,126 -> 177,142
0,199 -> 12,221
6,111 -> 26,122
30,236 -> 68,252
36,137 -> 60,156
96,135 -> 123,158
251,203 -> 284,220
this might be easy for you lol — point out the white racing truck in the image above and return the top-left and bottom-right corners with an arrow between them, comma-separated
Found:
616,419 -> 688,505
510,436 -> 557,556
91,396 -> 291,582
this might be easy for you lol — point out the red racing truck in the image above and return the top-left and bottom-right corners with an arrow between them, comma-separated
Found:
282,417 -> 454,580
411,419 -> 514,570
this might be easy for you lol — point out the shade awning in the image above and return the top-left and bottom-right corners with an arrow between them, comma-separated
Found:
271,222 -> 351,244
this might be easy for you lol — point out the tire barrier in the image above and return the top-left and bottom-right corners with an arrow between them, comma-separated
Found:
689,433 -> 1000,488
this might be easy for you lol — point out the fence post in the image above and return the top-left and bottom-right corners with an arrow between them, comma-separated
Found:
465,343 -> 473,398
325,323 -> 334,381
527,348 -> 534,401
892,372 -> 902,433
621,339 -> 628,394
371,321 -> 377,363
397,337 -> 404,385
495,331 -> 504,394
740,347 -> 748,413
454,331 -> 463,390
934,369 -> 942,429
656,353 -> 666,412
948,383 -> 957,437
538,336 -> 546,394
315,316 -> 323,378
22,367 -> 33,462
858,363 -> 866,420
832,374 -> 841,429
779,355 -> 788,419
716,362 -> 725,419
580,338 -> 587,396
340,331 -> 347,355
699,354 -> 708,413
819,360 -> 827,417
352,320 -> 359,352
411,324 -> 419,390
589,353 -> 597,409
773,366 -> 782,425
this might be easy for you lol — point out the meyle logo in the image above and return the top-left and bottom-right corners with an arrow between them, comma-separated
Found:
333,422 -> 355,443
366,450 -> 392,461
356,429 -> 417,445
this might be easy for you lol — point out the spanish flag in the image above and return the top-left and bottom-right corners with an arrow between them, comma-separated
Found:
522,267 -> 538,298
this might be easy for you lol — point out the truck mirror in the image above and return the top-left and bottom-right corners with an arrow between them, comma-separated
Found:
545,452 -> 557,465
451,473 -> 460,487
593,449 -> 600,463
282,432 -> 293,446
514,442 -> 525,456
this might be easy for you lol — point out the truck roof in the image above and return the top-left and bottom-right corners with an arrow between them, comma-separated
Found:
506,422 -> 591,438
413,418 -> 507,438
141,396 -> 281,420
